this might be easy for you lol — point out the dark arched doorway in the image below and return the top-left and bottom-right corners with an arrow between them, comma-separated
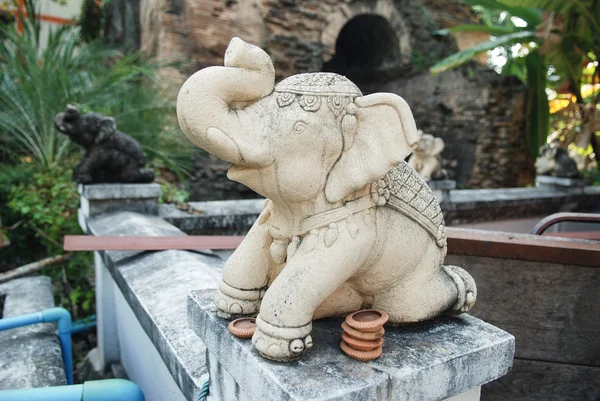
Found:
322,14 -> 402,92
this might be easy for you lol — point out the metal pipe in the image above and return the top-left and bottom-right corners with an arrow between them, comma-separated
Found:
0,307 -> 74,384
0,379 -> 145,401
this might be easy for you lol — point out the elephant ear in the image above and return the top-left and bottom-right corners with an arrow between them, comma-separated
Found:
432,137 -> 445,156
96,117 -> 116,145
325,93 -> 419,203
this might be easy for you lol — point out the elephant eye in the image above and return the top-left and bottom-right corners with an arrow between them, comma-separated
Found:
293,121 -> 308,134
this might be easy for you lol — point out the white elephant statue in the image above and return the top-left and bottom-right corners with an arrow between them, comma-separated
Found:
408,130 -> 447,181
177,38 -> 476,362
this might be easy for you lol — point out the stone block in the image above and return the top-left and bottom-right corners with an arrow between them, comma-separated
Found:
87,211 -> 186,264
78,183 -> 162,229
0,276 -> 66,389
160,199 -> 263,235
187,290 -> 515,401
78,183 -> 162,200
535,176 -> 585,194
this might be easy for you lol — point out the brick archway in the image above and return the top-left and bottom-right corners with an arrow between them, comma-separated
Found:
321,0 -> 411,66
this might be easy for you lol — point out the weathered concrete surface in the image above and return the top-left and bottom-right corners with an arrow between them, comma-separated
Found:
160,199 -> 263,235
535,175 -> 586,192
79,183 -> 162,199
88,211 -> 223,401
188,289 -> 515,401
88,211 -> 186,263
445,186 -> 600,225
0,276 -> 66,389
78,183 -> 161,220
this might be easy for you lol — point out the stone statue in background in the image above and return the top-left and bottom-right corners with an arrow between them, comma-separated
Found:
408,130 -> 447,181
177,38 -> 477,362
55,105 -> 154,184
535,143 -> 579,178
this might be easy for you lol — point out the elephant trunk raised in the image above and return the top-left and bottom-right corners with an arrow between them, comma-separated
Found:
177,37 -> 275,167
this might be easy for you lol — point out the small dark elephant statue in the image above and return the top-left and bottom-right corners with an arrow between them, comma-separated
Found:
55,105 -> 154,184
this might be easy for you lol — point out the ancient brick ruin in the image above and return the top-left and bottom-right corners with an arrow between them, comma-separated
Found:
135,0 -> 533,199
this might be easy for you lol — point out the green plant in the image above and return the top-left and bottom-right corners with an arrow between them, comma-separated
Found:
582,165 -> 600,185
158,179 -> 190,204
430,0 -> 600,164
7,162 -> 94,317
0,0 -> 191,176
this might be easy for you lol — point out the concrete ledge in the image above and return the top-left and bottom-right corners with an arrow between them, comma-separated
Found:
535,176 -> 586,194
88,212 -> 223,401
160,186 -> 600,235
78,184 -> 162,225
88,211 -> 186,263
188,290 -> 515,401
160,199 -> 263,235
445,186 -> 600,225
78,183 -> 162,200
0,276 -> 66,389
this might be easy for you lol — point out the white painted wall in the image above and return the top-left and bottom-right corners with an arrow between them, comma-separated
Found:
9,0 -> 83,49
95,252 -> 187,401
114,287 -> 188,401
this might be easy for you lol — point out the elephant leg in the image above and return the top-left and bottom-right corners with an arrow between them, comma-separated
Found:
214,205 -> 275,319
252,220 -> 374,361
373,265 -> 459,324
442,265 -> 477,315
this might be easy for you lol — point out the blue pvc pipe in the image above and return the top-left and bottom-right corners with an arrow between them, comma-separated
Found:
0,379 -> 145,401
0,307 -> 74,384
71,314 -> 97,334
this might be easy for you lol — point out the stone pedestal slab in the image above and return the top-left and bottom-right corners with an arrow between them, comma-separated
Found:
187,290 -> 515,401
535,175 -> 585,194
78,183 -> 161,230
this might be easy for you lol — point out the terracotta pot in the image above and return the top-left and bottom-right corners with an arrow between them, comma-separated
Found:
340,341 -> 383,361
341,322 -> 385,341
341,332 -> 383,351
228,317 -> 256,339
345,309 -> 389,332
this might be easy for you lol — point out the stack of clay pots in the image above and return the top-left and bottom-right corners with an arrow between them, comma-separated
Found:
341,309 -> 388,361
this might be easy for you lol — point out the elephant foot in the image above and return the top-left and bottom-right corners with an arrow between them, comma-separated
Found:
442,265 -> 477,315
252,315 -> 313,362
214,280 -> 265,319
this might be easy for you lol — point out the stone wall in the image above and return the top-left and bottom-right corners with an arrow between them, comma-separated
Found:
386,67 -> 532,187
140,0 -> 452,84
188,152 -> 257,201
138,0 -> 532,197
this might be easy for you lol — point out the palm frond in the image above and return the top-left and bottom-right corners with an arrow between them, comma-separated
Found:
0,4 -> 191,175
463,0 -> 542,26
430,31 -> 536,74
499,0 -> 600,35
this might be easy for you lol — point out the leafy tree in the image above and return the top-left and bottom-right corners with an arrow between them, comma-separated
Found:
431,0 -> 600,168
